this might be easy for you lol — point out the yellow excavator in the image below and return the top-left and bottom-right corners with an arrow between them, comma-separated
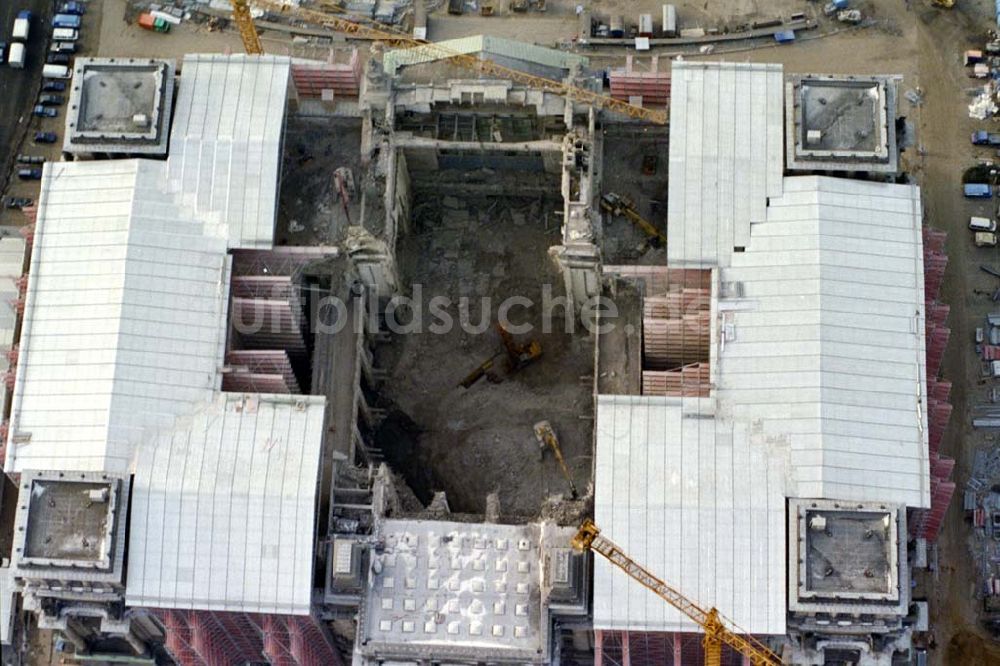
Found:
600,192 -> 667,247
572,520 -> 782,666
228,0 -> 666,124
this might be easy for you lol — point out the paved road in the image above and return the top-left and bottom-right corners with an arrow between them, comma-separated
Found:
0,0 -> 57,195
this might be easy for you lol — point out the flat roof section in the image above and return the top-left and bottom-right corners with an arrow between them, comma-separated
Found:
64,58 -> 175,156
788,498 -> 906,614
359,519 -> 548,662
786,74 -> 899,174
22,479 -> 116,566
11,471 -> 128,581
800,80 -> 881,153
803,508 -> 894,597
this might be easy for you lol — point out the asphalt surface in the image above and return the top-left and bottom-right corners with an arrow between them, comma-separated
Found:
0,0 -> 58,196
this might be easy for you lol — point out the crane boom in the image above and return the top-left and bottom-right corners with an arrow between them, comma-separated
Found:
233,0 -> 667,124
232,0 -> 264,54
571,519 -> 781,666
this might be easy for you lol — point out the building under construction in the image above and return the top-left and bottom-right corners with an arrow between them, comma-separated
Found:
0,38 -> 948,666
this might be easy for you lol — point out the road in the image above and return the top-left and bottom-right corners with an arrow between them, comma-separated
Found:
0,0 -> 56,195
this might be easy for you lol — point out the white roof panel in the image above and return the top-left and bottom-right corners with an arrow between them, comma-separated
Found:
126,393 -> 325,614
667,61 -> 784,267
595,176 -> 928,635
722,176 -> 929,507
5,160 -> 230,474
593,395 -> 787,635
169,54 -> 290,250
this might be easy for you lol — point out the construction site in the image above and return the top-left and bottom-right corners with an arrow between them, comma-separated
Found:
1,0 -> 999,665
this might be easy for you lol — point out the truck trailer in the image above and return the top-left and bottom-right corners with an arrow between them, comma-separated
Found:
12,10 -> 31,41
7,42 -> 25,68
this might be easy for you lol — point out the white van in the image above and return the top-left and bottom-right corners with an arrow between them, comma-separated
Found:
7,42 -> 25,69
41,64 -> 71,79
971,216 -> 997,232
52,28 -> 79,42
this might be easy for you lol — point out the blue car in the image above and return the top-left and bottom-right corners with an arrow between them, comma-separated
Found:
34,132 -> 57,143
59,1 -> 85,14
52,14 -> 81,29
33,105 -> 58,118
965,183 -> 993,199
42,81 -> 66,92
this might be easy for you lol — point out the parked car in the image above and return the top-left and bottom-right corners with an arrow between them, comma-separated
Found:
52,28 -> 78,42
971,216 -> 998,232
42,81 -> 66,92
33,132 -> 57,143
32,105 -> 57,118
16,155 -> 45,165
49,41 -> 76,54
46,53 -> 71,66
972,130 -> 1000,146
976,232 -> 998,248
51,14 -> 81,29
5,197 -> 33,210
965,183 -> 993,198
59,1 -> 85,15
0,41 -> 7,62
38,94 -> 64,106
17,168 -> 42,180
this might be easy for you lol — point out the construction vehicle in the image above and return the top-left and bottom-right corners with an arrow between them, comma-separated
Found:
571,519 -> 782,666
230,0 -> 666,124
533,421 -> 578,498
138,12 -> 171,33
459,324 -> 542,388
931,0 -> 954,7
600,192 -> 667,247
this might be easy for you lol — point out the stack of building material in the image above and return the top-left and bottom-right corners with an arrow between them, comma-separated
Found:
230,275 -> 308,353
292,50 -> 363,100
609,55 -> 671,106
632,268 -> 711,397
222,349 -> 301,394
641,362 -> 710,396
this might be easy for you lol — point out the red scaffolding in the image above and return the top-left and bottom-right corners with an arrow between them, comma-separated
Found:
157,609 -> 343,666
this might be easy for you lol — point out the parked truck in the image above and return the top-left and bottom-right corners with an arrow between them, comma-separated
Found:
41,63 -> 70,79
137,12 -> 170,33
12,10 -> 31,41
7,42 -> 24,69
7,42 -> 24,68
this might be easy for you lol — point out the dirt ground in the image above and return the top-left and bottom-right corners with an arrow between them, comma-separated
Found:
598,124 -> 670,263
278,116 -> 364,246
375,192 -> 595,519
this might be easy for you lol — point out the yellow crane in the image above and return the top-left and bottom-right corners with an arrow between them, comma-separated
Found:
231,0 -> 263,54
227,0 -> 667,124
571,519 -> 782,666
